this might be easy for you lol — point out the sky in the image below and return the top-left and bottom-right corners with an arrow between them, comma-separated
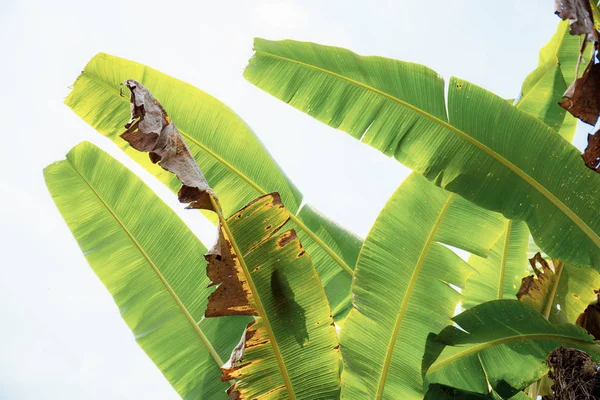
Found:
0,1 -> 589,398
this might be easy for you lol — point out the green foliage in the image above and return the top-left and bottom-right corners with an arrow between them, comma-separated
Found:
44,142 -> 249,399
244,37 -> 600,268
340,173 -> 504,399
45,18 -> 600,400
422,300 -> 600,398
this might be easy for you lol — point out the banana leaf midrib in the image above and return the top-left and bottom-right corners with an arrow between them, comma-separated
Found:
252,49 -> 600,249
497,220 -> 512,299
66,156 -> 224,368
212,197 -> 296,399
428,333 -> 600,374
375,193 -> 455,399
77,70 -> 353,276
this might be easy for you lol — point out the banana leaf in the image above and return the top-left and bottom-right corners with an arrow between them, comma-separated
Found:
244,38 -> 600,268
339,173 -> 505,400
44,142 -> 249,399
65,53 -> 361,320
516,20 -> 589,140
422,300 -> 600,398
462,221 -> 530,309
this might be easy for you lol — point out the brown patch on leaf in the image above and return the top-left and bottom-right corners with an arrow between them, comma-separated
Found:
560,62 -> 600,126
582,130 -> 600,172
516,253 -> 560,313
221,320 -> 268,380
547,346 -> 600,399
555,0 -> 597,38
576,290 -> 600,339
204,223 -> 256,317
120,80 -> 215,211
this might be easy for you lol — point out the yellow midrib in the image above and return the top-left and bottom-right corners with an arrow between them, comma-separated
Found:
210,196 -> 296,400
71,71 -> 354,277
497,220 -> 512,300
375,194 -> 455,399
67,158 -> 225,370
428,333 -> 600,373
253,48 -> 600,250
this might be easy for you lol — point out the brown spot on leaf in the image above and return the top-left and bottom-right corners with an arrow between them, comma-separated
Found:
265,224 -> 272,231
277,230 -> 297,248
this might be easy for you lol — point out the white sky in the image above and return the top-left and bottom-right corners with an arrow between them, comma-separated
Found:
0,1 -> 589,398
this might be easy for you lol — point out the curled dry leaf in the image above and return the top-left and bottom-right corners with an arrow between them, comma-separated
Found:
555,0 -> 597,38
120,79 -> 216,211
559,62 -> 600,126
516,253 -> 558,312
582,130 -> 600,171
576,290 -> 600,339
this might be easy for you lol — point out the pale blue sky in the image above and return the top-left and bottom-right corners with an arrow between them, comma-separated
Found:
0,1 -> 587,398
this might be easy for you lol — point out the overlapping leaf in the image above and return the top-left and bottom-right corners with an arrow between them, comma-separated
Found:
462,221 -> 530,310
65,53 -> 361,320
423,300 -> 600,398
516,20 -> 589,140
211,195 -> 341,399
339,173 -> 505,400
245,38 -> 600,268
44,142 -> 249,399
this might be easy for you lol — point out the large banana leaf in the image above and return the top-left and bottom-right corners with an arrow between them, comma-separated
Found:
462,221 -> 530,309
516,20 -> 589,140
244,38 -> 600,268
65,53 -> 361,320
339,173 -> 505,400
44,142 -> 249,399
211,194 -> 341,399
422,300 -> 600,398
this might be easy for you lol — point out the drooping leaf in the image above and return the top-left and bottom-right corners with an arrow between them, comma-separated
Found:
339,173 -> 505,400
245,38 -> 600,268
422,300 -> 600,398
119,91 -> 341,399
462,221 -> 530,310
560,62 -> 600,125
65,53 -> 361,320
44,142 -> 249,399
516,20 -> 589,140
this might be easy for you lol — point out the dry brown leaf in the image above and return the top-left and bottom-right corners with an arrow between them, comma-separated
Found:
559,62 -> 600,125
555,0 -> 597,38
576,290 -> 600,339
120,79 -> 215,211
517,253 -> 557,312
582,130 -> 600,172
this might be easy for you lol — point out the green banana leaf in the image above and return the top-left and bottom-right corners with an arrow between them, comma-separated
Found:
462,221 -> 530,309
516,20 -> 589,140
244,38 -> 600,268
213,193 -> 341,399
424,384 -> 529,400
339,173 -> 505,400
65,53 -> 361,320
44,142 -> 249,399
422,300 -> 600,398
